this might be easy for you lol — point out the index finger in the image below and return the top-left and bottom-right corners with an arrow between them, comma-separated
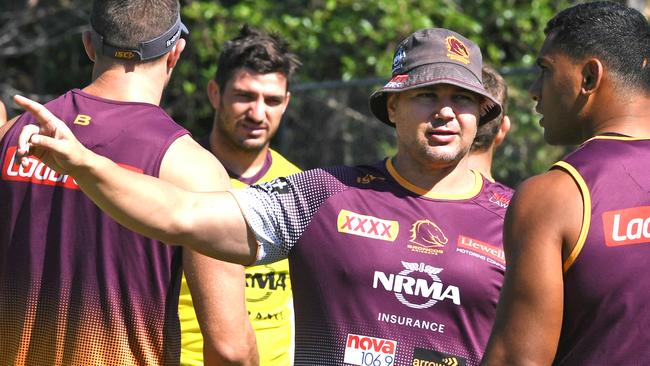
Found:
13,95 -> 60,131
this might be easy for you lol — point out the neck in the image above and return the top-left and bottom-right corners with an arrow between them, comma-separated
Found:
391,153 -> 476,195
587,87 -> 650,139
83,62 -> 167,105
467,149 -> 494,181
209,130 -> 270,179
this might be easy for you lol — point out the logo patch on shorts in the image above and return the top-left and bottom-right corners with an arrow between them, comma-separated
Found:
412,347 -> 466,366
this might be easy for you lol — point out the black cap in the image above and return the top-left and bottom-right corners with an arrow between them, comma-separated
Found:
90,15 -> 189,61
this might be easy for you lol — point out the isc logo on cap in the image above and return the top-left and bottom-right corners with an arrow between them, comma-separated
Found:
114,51 -> 136,59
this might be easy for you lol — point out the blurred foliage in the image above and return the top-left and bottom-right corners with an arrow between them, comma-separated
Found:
0,0 -> 579,187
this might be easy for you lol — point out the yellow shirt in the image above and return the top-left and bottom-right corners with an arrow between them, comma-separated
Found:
180,149 -> 300,365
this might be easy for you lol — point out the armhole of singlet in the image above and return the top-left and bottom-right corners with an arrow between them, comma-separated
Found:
552,161 -> 591,272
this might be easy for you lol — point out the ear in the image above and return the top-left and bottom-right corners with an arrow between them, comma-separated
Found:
581,58 -> 603,95
280,91 -> 291,114
166,38 -> 186,70
386,94 -> 399,125
82,31 -> 96,62
493,115 -> 511,148
207,79 -> 221,110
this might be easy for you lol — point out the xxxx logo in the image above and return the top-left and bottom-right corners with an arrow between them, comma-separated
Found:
337,209 -> 399,242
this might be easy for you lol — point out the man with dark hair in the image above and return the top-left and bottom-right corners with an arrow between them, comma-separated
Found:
481,2 -> 650,364
0,1 -> 255,364
180,24 -> 301,366
468,65 -> 511,182
15,27 -> 513,365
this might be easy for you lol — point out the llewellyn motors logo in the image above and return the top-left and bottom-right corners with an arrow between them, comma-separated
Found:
338,209 -> 399,242
457,235 -> 505,269
412,347 -> 467,366
603,206 -> 650,247
407,219 -> 447,255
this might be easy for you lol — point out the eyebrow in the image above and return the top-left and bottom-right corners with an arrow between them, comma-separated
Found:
231,87 -> 286,97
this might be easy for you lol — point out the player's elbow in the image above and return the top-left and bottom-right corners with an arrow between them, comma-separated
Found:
203,339 -> 259,366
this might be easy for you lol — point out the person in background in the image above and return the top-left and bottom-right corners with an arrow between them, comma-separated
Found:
180,24 -> 300,366
0,1 -> 255,364
15,27 -> 512,366
0,100 -> 7,127
468,64 -> 511,183
481,2 -> 650,364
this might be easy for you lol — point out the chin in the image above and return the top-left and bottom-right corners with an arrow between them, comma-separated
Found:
543,132 -> 582,146
240,141 -> 268,152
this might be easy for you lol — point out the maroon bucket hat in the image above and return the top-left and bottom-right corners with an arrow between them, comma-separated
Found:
369,28 -> 502,127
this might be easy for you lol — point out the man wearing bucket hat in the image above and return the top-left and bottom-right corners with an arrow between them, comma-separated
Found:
0,0 -> 256,364
14,27 -> 512,365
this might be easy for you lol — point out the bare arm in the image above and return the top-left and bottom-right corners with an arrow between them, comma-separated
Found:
0,100 -> 7,126
481,170 -> 582,365
0,99 -> 19,141
161,138 -> 258,365
14,94 -> 257,265
184,252 -> 258,365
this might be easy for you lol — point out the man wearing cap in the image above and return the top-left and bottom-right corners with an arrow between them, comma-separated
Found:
0,1 -> 256,365
14,27 -> 512,366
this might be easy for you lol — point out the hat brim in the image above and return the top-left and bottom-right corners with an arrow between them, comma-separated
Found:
369,63 -> 502,127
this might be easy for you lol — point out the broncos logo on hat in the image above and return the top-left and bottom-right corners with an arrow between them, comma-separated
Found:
446,36 -> 470,65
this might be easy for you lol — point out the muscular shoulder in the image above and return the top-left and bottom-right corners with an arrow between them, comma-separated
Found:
160,134 -> 230,192
507,169 -> 582,259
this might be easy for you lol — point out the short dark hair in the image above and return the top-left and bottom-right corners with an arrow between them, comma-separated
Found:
471,64 -> 508,152
544,1 -> 650,92
215,24 -> 301,91
91,0 -> 180,61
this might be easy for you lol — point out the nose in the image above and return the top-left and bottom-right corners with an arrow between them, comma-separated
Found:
529,77 -> 541,102
432,105 -> 455,124
438,106 -> 455,119
247,97 -> 266,123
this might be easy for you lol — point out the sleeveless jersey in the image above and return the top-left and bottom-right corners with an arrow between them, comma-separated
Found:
552,136 -> 650,365
179,147 -> 299,365
0,89 -> 188,365
232,159 -> 512,366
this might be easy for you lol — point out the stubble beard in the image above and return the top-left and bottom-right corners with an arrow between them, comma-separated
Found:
216,115 -> 270,153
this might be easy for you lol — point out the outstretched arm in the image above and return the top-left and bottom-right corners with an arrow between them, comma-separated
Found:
14,94 -> 257,265
481,170 -> 582,365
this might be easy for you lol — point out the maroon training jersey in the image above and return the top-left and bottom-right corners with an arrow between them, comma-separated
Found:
552,136 -> 650,365
0,89 -> 187,365
232,159 -> 512,366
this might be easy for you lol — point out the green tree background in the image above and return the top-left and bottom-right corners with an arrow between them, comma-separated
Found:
1,0 -> 592,187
